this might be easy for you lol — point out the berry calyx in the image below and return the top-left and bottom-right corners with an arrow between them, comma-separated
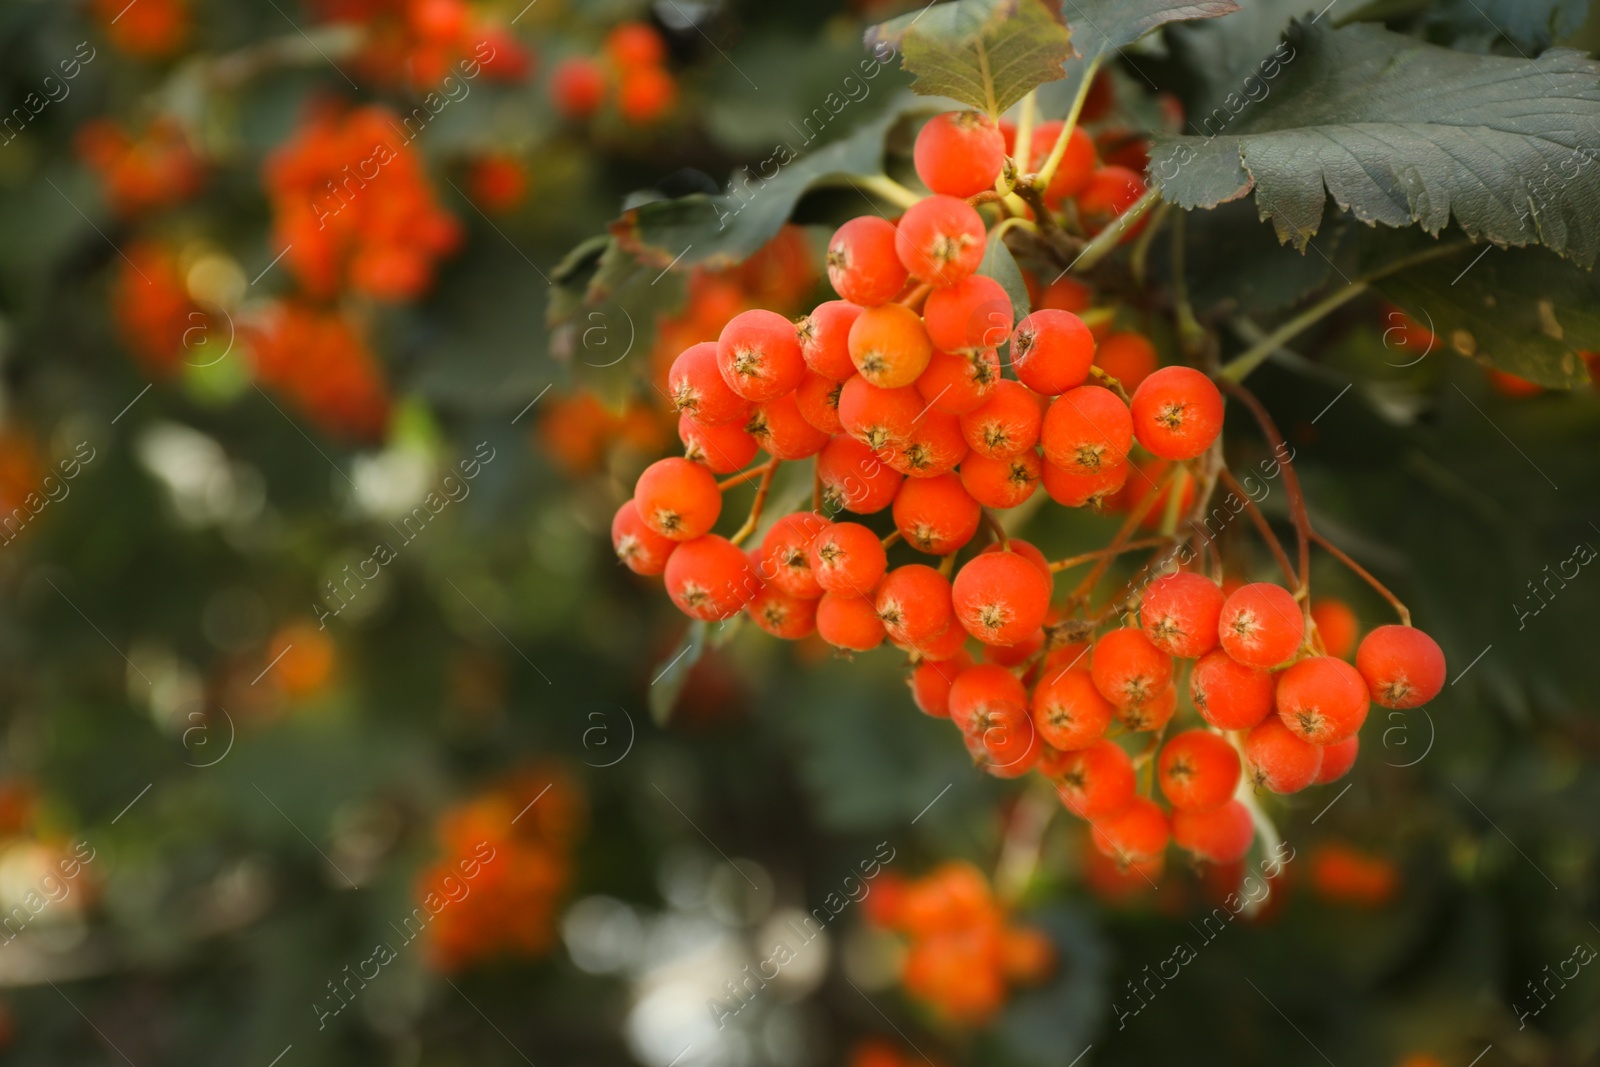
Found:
669,341 -> 752,425
1040,385 -> 1132,475
611,499 -> 677,576
875,564 -> 955,647
1031,667 -> 1114,752
1049,738 -> 1136,819
892,474 -> 982,555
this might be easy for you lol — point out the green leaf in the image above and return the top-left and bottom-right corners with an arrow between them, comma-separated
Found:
1150,20 -> 1600,266
979,228 -> 1032,323
1374,245 -> 1599,387
1062,0 -> 1243,61
866,0 -> 1073,118
649,622 -> 707,726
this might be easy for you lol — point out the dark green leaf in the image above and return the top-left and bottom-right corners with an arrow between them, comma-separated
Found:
1062,0 -> 1243,60
547,240 -> 686,409
866,0 -> 1073,117
1151,20 -> 1600,266
649,622 -> 707,726
979,228 -> 1033,322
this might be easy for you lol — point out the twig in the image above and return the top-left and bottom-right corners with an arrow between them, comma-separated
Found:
1310,530 -> 1412,626
728,462 -> 780,546
1047,537 -> 1170,573
1070,187 -> 1161,274
982,509 -> 1009,550
1068,467 -> 1179,606
1034,52 -> 1103,191
717,459 -> 778,492
1089,365 -> 1130,403
1216,469 -> 1299,588
1216,380 -> 1311,593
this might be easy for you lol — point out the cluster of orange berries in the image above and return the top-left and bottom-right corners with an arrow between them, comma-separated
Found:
866,862 -> 1054,1024
75,117 -> 203,216
265,104 -> 461,303
550,22 -> 677,126
419,768 -> 585,972
310,0 -> 530,88
110,243 -> 206,379
92,0 -> 188,58
244,302 -> 391,443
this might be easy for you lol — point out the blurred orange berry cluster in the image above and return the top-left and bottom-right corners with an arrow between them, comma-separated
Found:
110,243 -> 204,378
75,117 -> 203,216
467,152 -> 530,214
1309,841 -> 1400,907
92,0 -> 189,58
420,767 -> 586,972
538,394 -> 668,476
866,862 -> 1055,1025
310,0 -> 531,88
265,104 -> 462,303
848,1038 -> 944,1067
550,21 -> 677,125
244,303 -> 392,443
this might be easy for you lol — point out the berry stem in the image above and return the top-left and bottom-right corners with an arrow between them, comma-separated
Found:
994,777 -> 1057,905
1216,468 -> 1299,588
811,460 -> 823,513
1219,282 -> 1370,384
982,508 -> 1010,551
881,530 -> 902,549
1088,365 -> 1130,403
897,283 -> 933,312
1034,52 -> 1103,192
1012,90 -> 1039,189
832,174 -> 922,211
1170,212 -> 1208,361
1309,529 -> 1413,626
728,461 -> 780,547
1047,537 -> 1171,573
1216,380 -> 1312,593
1068,467 -> 1181,606
1070,187 -> 1161,274
716,458 -> 778,492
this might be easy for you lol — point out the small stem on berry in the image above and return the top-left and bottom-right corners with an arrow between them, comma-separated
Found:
897,283 -> 933,312
728,461 -> 780,546
1217,468 -> 1299,588
1217,380 -> 1312,593
1129,200 -> 1169,287
1309,529 -> 1413,626
881,530 -> 902,549
1219,282 -> 1369,383
1069,467 -> 1179,606
1070,187 -> 1161,274
969,190 -> 1006,209
1035,52 -> 1103,192
717,459 -> 778,492
990,215 -> 1039,245
1047,537 -> 1170,574
938,552 -> 957,578
834,173 -> 922,211
1013,90 -> 1039,187
1089,365 -> 1130,403
982,509 -> 1009,551
1170,212 -> 1207,362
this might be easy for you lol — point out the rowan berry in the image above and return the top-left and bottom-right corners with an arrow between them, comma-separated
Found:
923,275 -> 1013,354
875,565 -> 955,647
747,584 -> 818,640
910,650 -> 975,718
669,341 -> 752,426
550,57 -> 606,118
1010,309 -> 1096,397
977,701 -> 1042,778
882,409 -> 969,479
1190,648 -> 1276,730
892,473 -> 982,555
679,413 -> 758,474
1039,275 -> 1092,315
1158,730 -> 1241,812
1116,683 -> 1176,732
1077,165 -> 1148,236
1310,599 -> 1360,659
959,379 -> 1044,459
947,664 -> 1029,738
1314,735 -> 1360,785
619,65 -> 677,124
611,499 -> 677,576
895,195 -> 986,286
1091,796 -> 1170,864
914,111 -> 1005,198
1028,121 -> 1097,206
746,392 -> 830,460
1001,927 -> 1057,984
1040,385 -> 1133,475
1093,331 -> 1157,392
605,21 -> 666,69
663,534 -> 760,621
816,434 -> 903,514
796,300 -> 863,381
1051,738 -> 1136,819
917,617 -> 973,661
817,592 -> 887,651
1040,458 -> 1126,507
758,512 -> 828,598
1130,366 -> 1225,461
828,217 -> 909,306
634,456 -> 722,541
983,627 -> 1045,667
1090,627 -> 1173,709
1355,625 -> 1446,709
1172,800 -> 1254,864
1276,655 -> 1369,745
1218,583 -> 1304,668
917,347 -> 1000,415
847,302 -> 933,389
794,371 -> 845,435
951,550 -> 1052,646
959,450 -> 1040,509
1032,667 -> 1114,751
1243,717 -> 1323,794
807,521 -> 888,596
1140,571 -> 1225,658
839,376 -> 923,451
982,537 -> 1052,578
717,309 -> 806,401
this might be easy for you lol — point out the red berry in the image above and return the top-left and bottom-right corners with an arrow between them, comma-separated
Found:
1130,366 -> 1224,461
947,663 -> 1028,737
808,521 -> 887,596
816,592 -> 887,651
679,413 -> 758,474
757,512 -> 828,598
717,309 -> 806,402
881,409 -> 969,479
1029,121 -> 1097,206
1032,667 -> 1114,751
923,275 -> 1013,354
605,21 -> 666,69
1040,385 -> 1133,475
1172,801 -> 1254,864
1039,275 -> 1092,314
952,549 -> 1051,646
1050,738 -> 1136,819
916,617 -> 971,661
816,434 -> 902,514
895,195 -> 986,286
551,57 -> 606,119
1090,627 -> 1173,709
1116,683 -> 1176,732
611,498 -> 677,575
827,217 -> 908,306
1140,571 -> 1225,658
1275,655 -> 1369,745
1077,165 -> 1148,237
1310,599 -> 1360,659
917,346 -> 1000,416
669,341 -> 752,425
618,66 -> 677,124
875,564 -> 954,646
797,300 -> 863,381
976,700 -> 1042,778
910,649 -> 975,717
1243,717 -> 1323,794
1355,625 -> 1446,709
892,473 -> 981,555
982,537 -> 1051,577
664,534 -> 760,621
635,456 -> 722,541
1091,796 -> 1169,864
959,449 -> 1040,509
914,111 -> 1005,198
1040,458 -> 1126,507
1094,331 -> 1157,392
838,375 -> 922,451
747,584 -> 818,639
1218,583 -> 1304,668
1314,735 -> 1360,784
794,371 -> 845,435
1010,310 -> 1095,396
1190,648 -> 1276,730
849,302 -> 933,388
1157,730 -> 1241,812
983,626 -> 1045,667
746,392 -> 830,460
959,379 -> 1044,459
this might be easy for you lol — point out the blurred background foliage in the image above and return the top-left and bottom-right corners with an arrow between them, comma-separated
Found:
0,0 -> 1596,1065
